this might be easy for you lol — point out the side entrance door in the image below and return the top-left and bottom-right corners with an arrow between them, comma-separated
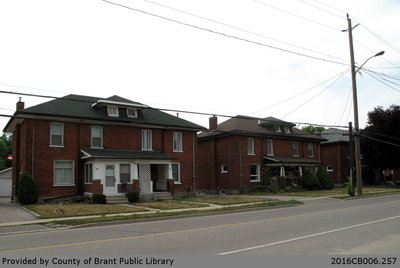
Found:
105,165 -> 116,195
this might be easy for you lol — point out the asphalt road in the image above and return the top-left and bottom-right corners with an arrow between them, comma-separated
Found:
0,194 -> 399,255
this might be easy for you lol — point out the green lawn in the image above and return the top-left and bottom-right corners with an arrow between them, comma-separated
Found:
135,200 -> 209,210
179,195 -> 275,205
25,203 -> 147,218
249,186 -> 400,197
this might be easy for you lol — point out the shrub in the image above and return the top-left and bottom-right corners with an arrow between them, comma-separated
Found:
91,194 -> 107,204
302,170 -> 321,190
345,177 -> 354,196
17,173 -> 38,205
126,191 -> 140,203
316,166 -> 334,190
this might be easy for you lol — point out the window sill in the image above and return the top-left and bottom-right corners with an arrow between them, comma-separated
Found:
53,184 -> 76,187
142,149 -> 153,151
173,150 -> 184,153
247,153 -> 256,156
250,180 -> 261,183
50,145 -> 64,148
91,146 -> 104,149
174,181 -> 182,185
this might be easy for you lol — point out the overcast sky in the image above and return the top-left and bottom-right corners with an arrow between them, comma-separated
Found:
0,0 -> 399,133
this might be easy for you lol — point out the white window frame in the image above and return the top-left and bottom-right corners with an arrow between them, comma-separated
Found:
293,141 -> 299,157
91,126 -> 103,148
107,106 -> 119,117
267,139 -> 274,156
50,122 -> 64,147
250,164 -> 260,182
85,163 -> 93,184
247,138 -> 255,155
327,166 -> 334,172
173,132 -> 183,152
142,129 -> 153,151
119,163 -> 131,184
54,160 -> 74,186
308,143 -> 314,157
172,163 -> 180,184
284,126 -> 291,134
221,164 -> 229,173
275,125 -> 282,133
127,108 -> 137,118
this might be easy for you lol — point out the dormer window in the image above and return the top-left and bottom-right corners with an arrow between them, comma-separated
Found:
284,126 -> 291,133
107,106 -> 119,117
274,125 -> 281,133
127,108 -> 137,118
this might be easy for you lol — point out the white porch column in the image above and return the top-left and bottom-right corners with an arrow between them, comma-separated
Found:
299,166 -> 303,176
168,163 -> 173,179
280,166 -> 285,177
132,163 -> 139,180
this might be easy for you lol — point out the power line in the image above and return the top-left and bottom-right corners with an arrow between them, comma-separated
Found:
362,70 -> 400,93
250,69 -> 349,115
0,90 -> 349,129
281,70 -> 349,119
140,0 -> 347,62
98,0 -> 348,66
360,24 -> 400,56
337,87 -> 352,126
298,0 -> 344,19
360,134 -> 400,148
251,0 -> 342,31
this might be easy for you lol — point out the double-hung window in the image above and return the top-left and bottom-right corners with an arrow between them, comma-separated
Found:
250,164 -> 260,182
267,139 -> 274,156
107,106 -> 119,117
91,126 -> 103,148
85,163 -> 93,184
308,143 -> 314,157
142,129 -> 152,151
293,141 -> 299,157
50,122 -> 64,146
54,160 -> 74,185
173,132 -> 183,152
172,163 -> 180,183
120,164 -> 131,183
247,138 -> 255,155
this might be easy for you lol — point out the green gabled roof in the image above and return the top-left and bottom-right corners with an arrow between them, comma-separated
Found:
16,94 -> 205,130
81,148 -> 176,160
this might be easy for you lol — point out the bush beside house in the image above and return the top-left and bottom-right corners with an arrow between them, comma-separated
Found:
17,173 -> 38,205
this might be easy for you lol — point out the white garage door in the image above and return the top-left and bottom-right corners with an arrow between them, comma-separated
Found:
0,168 -> 12,197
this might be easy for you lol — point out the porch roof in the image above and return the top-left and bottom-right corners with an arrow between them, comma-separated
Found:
81,148 -> 176,160
264,156 -> 320,166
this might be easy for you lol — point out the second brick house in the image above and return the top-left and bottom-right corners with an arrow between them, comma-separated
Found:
197,116 -> 326,193
4,94 -> 205,200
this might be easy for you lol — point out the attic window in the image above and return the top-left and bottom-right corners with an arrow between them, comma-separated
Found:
274,125 -> 281,133
284,126 -> 291,133
108,106 -> 119,117
127,108 -> 137,118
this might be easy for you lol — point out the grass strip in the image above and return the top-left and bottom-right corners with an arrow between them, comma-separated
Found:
47,200 -> 302,226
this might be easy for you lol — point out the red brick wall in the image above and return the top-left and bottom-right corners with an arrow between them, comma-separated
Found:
13,119 -> 198,198
321,143 -> 349,184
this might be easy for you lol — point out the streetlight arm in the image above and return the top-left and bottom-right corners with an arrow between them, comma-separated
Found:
355,51 -> 385,74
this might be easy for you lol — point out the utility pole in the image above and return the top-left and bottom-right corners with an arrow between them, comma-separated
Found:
346,14 -> 363,196
348,122 -> 355,196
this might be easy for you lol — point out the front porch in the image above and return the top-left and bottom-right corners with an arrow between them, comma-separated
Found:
263,156 -> 320,188
81,149 -> 179,200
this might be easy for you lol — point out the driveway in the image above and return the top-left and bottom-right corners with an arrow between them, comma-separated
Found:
0,197 -> 36,223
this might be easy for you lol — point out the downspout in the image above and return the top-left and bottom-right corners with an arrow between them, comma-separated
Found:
239,137 -> 243,193
31,120 -> 35,179
192,132 -> 196,193
77,122 -> 82,195
228,142 -> 232,194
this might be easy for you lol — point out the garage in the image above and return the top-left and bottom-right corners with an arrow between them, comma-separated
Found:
0,167 -> 12,197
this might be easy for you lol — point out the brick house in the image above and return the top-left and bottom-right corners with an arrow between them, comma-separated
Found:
320,128 -> 350,185
4,95 -> 205,200
197,116 -> 326,194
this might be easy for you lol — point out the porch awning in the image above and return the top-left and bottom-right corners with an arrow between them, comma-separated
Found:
264,156 -> 320,167
81,148 -> 176,160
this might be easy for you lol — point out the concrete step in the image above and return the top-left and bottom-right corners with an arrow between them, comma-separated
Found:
106,195 -> 129,204
154,192 -> 173,201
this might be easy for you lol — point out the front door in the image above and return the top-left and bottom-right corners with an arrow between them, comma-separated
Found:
105,165 -> 116,195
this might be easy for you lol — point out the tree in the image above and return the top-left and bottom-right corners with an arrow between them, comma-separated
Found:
361,105 -> 400,170
0,133 -> 12,170
17,173 -> 38,205
302,125 -> 325,134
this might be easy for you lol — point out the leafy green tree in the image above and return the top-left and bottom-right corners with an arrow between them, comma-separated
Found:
302,125 -> 325,134
0,133 -> 12,170
302,170 -> 321,190
316,166 -> 334,190
361,105 -> 400,170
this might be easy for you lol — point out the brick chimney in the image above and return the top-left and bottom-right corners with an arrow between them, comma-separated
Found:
16,97 -> 25,111
209,115 -> 218,130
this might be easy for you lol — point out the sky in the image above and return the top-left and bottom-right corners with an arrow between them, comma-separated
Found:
0,0 -> 399,133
